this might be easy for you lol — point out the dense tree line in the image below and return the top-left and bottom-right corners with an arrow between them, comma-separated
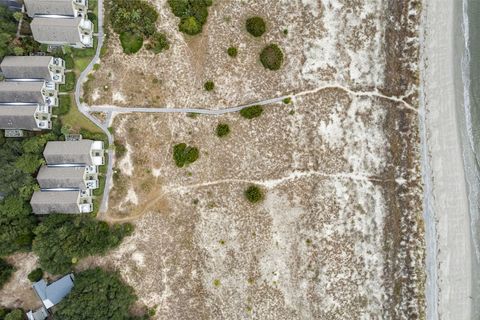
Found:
0,308 -> 24,320
0,259 -> 14,290
33,215 -> 133,274
55,268 -> 145,320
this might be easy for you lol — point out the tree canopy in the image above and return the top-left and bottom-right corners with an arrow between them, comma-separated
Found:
33,215 -> 133,274
0,259 -> 14,290
260,44 -> 284,71
54,268 -> 140,320
173,143 -> 199,167
0,196 -> 36,256
0,5 -> 18,60
246,16 -> 266,37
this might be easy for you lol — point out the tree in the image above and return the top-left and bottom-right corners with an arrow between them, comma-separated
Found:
14,153 -> 44,174
260,44 -> 284,71
0,259 -> 14,290
54,268 -> 139,320
179,16 -> 201,35
173,143 -> 199,168
33,215 -> 133,274
246,17 -> 266,37
3,309 -> 23,320
240,105 -> 263,119
0,196 -> 36,256
0,5 -> 18,60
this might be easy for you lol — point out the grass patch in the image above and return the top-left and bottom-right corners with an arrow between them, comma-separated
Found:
145,32 -> 169,54
59,72 -> 76,92
115,142 -> 127,159
173,143 -> 199,167
62,105 -> 102,134
244,185 -> 264,203
215,123 -> 230,137
204,81 -> 214,91
227,46 -> 238,57
260,44 -> 284,71
120,32 -> 143,54
54,94 -> 72,115
240,105 -> 263,119
246,16 -> 266,37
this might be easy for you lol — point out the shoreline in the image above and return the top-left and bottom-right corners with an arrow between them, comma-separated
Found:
422,0 -> 473,319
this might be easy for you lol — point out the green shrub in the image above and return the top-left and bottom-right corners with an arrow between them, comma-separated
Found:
204,81 -> 214,91
216,123 -> 230,137
240,105 -> 263,119
260,44 -> 284,70
55,268 -> 141,320
282,97 -> 291,104
227,46 -> 238,57
168,0 -> 212,35
115,142 -> 127,159
27,268 -> 43,282
244,185 -> 263,203
146,32 -> 169,54
4,309 -> 23,320
0,259 -> 14,290
246,16 -> 266,37
173,143 -> 199,167
119,32 -> 143,54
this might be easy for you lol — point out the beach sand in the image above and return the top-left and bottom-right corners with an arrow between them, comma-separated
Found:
422,0 -> 473,318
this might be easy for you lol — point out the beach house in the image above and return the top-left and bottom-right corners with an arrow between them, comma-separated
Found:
37,165 -> 99,191
0,104 -> 51,131
31,16 -> 93,48
43,140 -> 105,166
30,190 -> 93,214
25,0 -> 88,18
1,56 -> 66,84
0,81 -> 58,107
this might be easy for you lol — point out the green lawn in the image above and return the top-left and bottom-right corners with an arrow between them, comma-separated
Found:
62,104 -> 103,134
59,72 -> 76,92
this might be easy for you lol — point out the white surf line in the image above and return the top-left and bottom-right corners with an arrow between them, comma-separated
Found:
87,84 -> 418,115
164,170 -> 398,194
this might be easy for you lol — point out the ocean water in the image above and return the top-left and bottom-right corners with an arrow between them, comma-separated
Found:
459,0 -> 480,317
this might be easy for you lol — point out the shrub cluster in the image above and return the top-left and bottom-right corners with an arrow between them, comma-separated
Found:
227,46 -> 238,57
246,16 -> 266,37
216,123 -> 230,137
145,32 -> 170,54
204,81 -> 214,91
260,44 -> 284,70
244,185 -> 264,203
173,143 -> 199,167
240,105 -> 263,119
109,0 -> 168,54
168,0 -> 213,35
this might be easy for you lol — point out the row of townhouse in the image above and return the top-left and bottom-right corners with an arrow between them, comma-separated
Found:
0,55 -> 65,133
30,139 -> 105,215
25,0 -> 94,48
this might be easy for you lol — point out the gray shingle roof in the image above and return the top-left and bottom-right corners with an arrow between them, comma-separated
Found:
30,190 -> 80,214
33,274 -> 74,309
31,17 -> 81,43
37,166 -> 86,189
43,140 -> 94,165
25,0 -> 75,17
1,56 -> 52,80
0,81 -> 45,104
0,104 -> 38,130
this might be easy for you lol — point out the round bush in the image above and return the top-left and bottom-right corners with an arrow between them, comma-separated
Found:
204,81 -> 214,91
173,143 -> 199,167
227,47 -> 238,58
260,44 -> 284,70
28,268 -> 43,282
246,17 -> 266,37
119,32 -> 143,54
216,123 -> 230,137
244,185 -> 264,203
240,105 -> 263,119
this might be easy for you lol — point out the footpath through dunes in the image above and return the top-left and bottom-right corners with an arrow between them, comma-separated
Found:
75,0 -> 426,319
